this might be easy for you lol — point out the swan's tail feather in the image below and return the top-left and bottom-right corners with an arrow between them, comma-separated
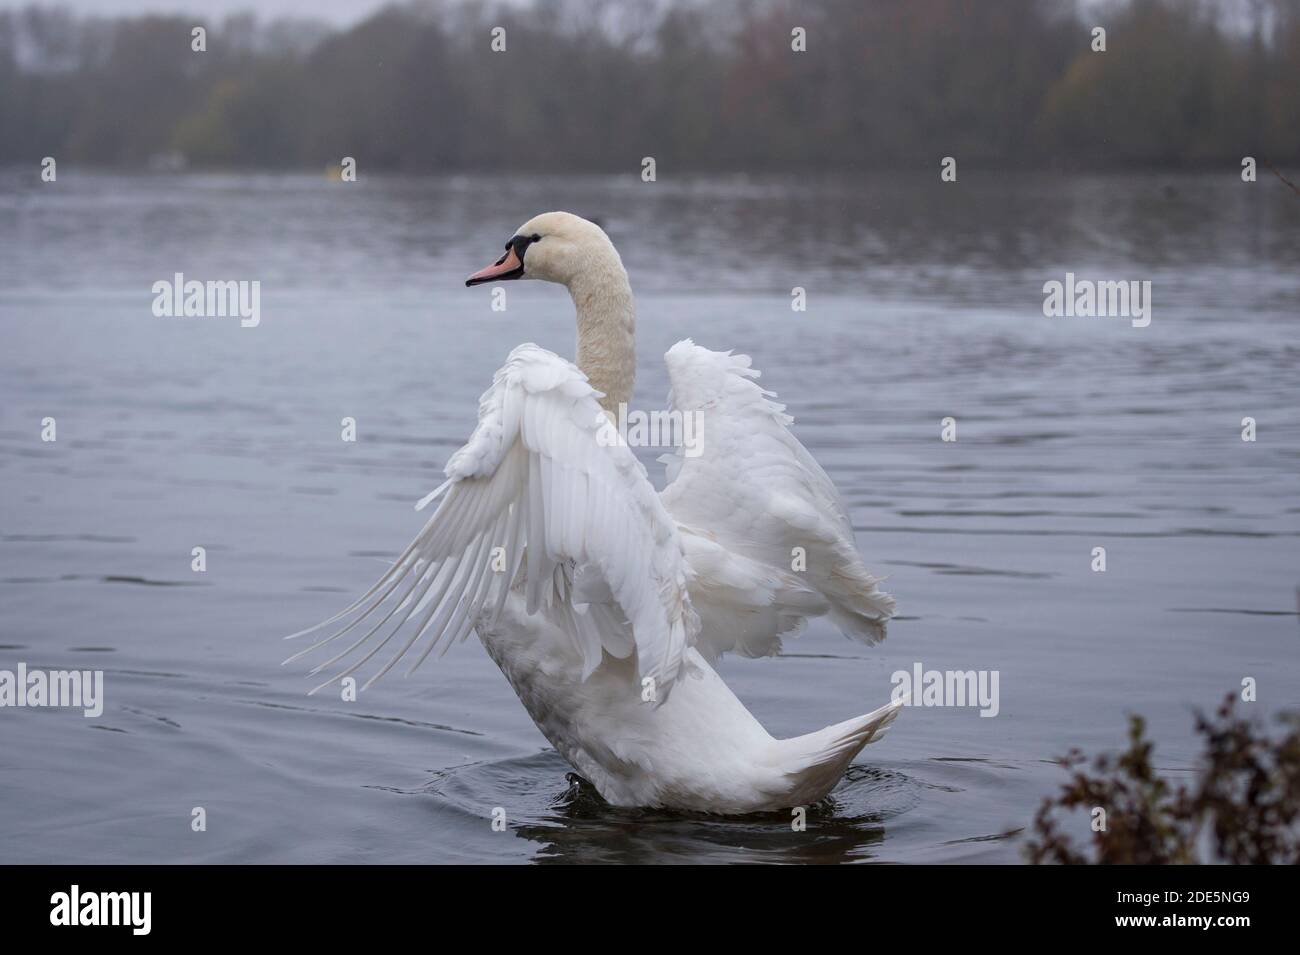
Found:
776,695 -> 905,806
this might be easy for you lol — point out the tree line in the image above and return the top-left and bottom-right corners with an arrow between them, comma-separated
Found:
1,0 -> 1297,171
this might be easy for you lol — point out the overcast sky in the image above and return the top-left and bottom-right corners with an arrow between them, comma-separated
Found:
0,1 -> 1254,34
0,0 -> 388,27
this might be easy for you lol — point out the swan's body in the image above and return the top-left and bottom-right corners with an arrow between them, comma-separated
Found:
289,212 -> 900,814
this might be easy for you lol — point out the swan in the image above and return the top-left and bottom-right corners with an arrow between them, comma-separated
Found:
288,212 -> 901,814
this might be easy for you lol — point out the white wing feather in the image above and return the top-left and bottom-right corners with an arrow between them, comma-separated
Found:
288,343 -> 697,695
660,339 -> 894,661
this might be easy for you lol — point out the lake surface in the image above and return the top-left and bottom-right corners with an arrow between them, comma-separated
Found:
1,170 -> 1297,864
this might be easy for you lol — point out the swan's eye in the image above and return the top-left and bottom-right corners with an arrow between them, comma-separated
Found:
506,233 -> 541,259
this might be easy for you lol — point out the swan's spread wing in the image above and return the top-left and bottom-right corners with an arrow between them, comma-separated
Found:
288,343 -> 697,694
660,339 -> 894,661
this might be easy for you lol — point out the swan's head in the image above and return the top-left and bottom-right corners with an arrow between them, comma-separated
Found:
465,211 -> 618,289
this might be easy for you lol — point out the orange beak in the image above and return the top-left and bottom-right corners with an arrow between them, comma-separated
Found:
465,245 -> 524,287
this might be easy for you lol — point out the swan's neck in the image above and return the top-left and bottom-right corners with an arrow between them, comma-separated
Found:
569,260 -> 635,415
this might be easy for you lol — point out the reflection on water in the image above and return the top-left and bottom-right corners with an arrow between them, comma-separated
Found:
424,752 -> 905,865
1,171 -> 1297,863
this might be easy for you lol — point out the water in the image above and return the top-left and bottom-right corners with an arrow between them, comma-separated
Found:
1,170 -> 1297,864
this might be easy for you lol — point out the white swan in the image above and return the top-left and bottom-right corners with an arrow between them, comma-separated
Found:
289,212 -> 900,814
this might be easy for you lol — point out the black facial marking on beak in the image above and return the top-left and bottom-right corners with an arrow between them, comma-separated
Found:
512,233 -> 543,259
465,233 -> 539,287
